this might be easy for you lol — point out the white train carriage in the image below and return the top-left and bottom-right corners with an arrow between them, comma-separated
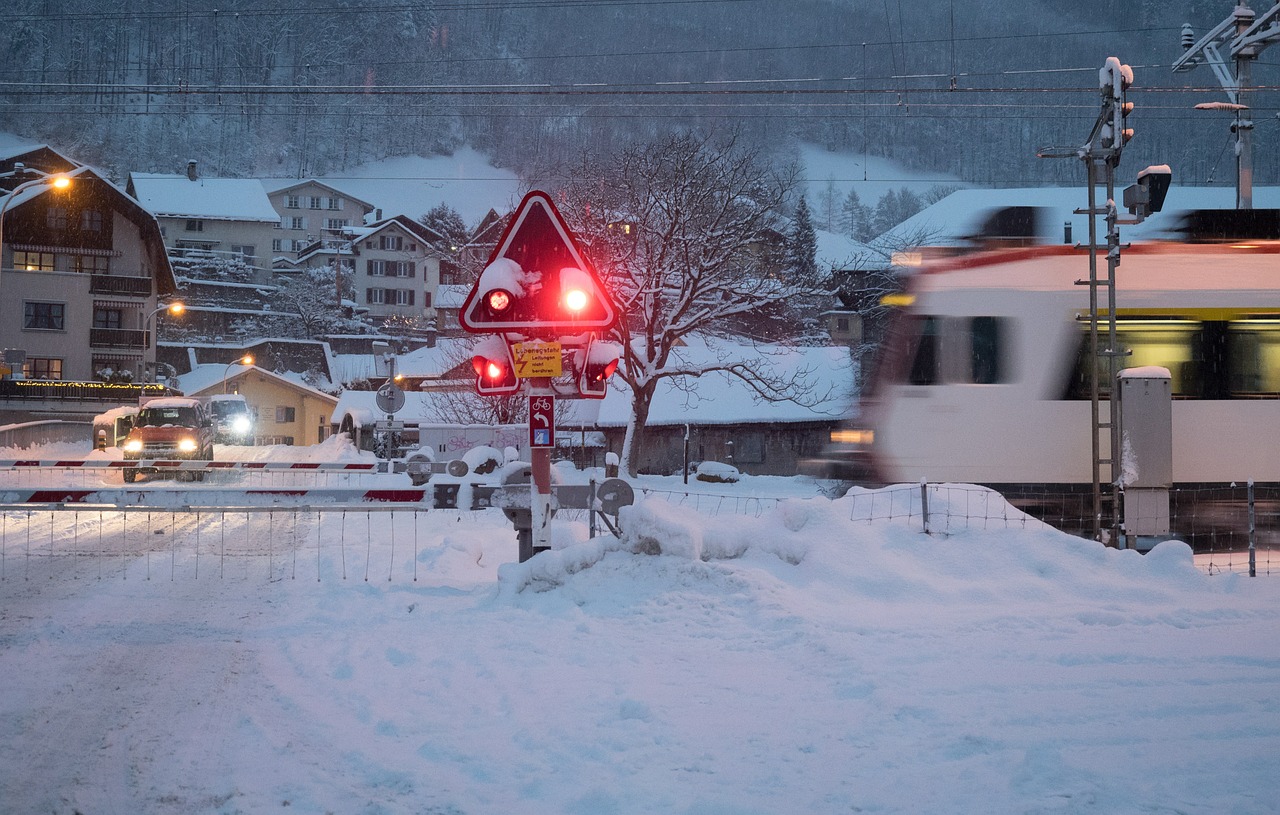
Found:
812,232 -> 1280,491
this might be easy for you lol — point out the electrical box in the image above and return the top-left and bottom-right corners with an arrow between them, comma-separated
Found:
1116,367 -> 1172,541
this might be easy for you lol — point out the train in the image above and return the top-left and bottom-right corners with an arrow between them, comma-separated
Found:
804,207 -> 1280,542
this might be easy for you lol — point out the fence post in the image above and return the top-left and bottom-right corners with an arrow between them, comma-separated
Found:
920,479 -> 931,535
1248,479 -> 1256,578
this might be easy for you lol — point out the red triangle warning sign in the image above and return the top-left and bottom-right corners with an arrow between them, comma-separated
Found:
459,190 -> 619,334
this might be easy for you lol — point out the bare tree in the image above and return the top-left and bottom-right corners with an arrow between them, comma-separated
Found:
551,132 -> 835,475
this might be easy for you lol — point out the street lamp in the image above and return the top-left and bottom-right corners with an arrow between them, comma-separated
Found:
224,354 -> 253,393
144,301 -> 184,382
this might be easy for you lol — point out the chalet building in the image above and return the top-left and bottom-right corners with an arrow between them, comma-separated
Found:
176,363 -> 339,446
127,163 -> 279,284
0,145 -> 177,389
347,215 -> 451,326
262,179 -> 375,260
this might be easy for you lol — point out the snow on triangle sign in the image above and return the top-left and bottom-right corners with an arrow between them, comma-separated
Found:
460,190 -> 619,334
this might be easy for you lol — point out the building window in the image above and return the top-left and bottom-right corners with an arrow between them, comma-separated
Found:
272,239 -> 282,252
440,260 -> 459,285
185,219 -> 204,232
93,307 -> 123,329
324,218 -> 348,232
327,197 -> 342,210
73,255 -> 110,274
231,244 -> 256,259
285,195 -> 300,209
380,235 -> 403,251
24,301 -> 66,330
275,406 -> 297,423
368,288 -> 387,305
393,289 -> 415,306
46,206 -> 69,230
23,358 -> 63,380
81,209 -> 104,232
308,196 -> 322,209
734,432 -> 766,464
368,260 -> 387,277
386,260 -> 413,277
289,216 -> 306,230
14,251 -> 55,271
423,291 -> 432,308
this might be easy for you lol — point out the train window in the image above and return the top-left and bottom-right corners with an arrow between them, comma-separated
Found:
968,317 -> 1006,384
907,316 -> 941,385
1064,319 -> 1199,398
1228,320 -> 1280,396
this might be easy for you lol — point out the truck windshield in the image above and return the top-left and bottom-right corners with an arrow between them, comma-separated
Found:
210,402 -> 246,419
137,407 -> 198,427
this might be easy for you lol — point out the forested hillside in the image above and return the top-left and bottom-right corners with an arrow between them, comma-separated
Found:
0,0 -> 1275,187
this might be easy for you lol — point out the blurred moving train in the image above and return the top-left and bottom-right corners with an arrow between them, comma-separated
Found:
805,207 -> 1280,503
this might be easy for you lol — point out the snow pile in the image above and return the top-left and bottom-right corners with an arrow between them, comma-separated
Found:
1,462 -> 1278,814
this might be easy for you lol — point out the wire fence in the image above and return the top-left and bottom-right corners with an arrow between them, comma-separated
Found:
0,480 -> 1275,583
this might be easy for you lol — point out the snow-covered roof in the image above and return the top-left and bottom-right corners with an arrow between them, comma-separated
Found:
332,390 -> 444,426
176,364 -> 338,403
877,185 -> 1280,250
592,338 -> 856,427
129,173 -> 280,222
395,338 -> 471,377
815,228 -> 878,270
434,284 -> 471,309
307,148 -> 522,226
259,178 -> 376,211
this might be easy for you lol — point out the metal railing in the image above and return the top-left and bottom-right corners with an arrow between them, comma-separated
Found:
89,274 -> 152,297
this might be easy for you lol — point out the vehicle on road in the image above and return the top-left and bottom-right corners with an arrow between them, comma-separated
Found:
120,397 -> 215,482
206,394 -> 255,445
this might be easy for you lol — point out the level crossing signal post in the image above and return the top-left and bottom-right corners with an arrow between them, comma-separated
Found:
460,190 -> 622,562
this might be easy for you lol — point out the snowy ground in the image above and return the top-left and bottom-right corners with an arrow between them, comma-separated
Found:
1,440 -> 1278,814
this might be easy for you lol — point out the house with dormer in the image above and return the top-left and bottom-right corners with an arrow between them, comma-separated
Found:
346,215 -> 451,326
0,144 -> 177,393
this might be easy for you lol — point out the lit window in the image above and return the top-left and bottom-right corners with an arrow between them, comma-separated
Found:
23,358 -> 63,380
14,251 -> 54,271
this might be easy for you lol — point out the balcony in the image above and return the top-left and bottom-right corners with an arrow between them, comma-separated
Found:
90,274 -> 152,297
90,328 -> 147,349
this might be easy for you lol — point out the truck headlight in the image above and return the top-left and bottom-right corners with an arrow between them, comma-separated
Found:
123,439 -> 143,454
232,415 -> 252,435
178,438 -> 198,453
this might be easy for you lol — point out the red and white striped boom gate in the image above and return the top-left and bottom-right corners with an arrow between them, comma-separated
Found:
0,460 -> 384,472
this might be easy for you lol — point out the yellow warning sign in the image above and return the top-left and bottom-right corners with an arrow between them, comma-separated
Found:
513,341 -> 562,378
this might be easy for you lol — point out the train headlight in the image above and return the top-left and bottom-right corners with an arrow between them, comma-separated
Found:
178,437 -> 198,454
123,439 -> 143,454
830,428 -> 874,446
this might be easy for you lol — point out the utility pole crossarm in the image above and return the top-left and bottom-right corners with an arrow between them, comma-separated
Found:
1234,2 -> 1280,53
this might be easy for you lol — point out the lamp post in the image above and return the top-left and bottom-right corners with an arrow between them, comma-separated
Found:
224,354 -> 253,394
144,301 -> 184,382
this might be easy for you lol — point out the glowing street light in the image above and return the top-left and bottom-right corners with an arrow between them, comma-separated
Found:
144,301 -> 185,382
224,354 -> 253,394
